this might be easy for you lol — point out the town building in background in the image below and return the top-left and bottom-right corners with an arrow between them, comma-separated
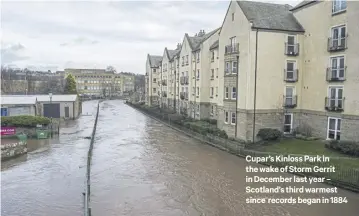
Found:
64,68 -> 135,97
145,0 -> 359,142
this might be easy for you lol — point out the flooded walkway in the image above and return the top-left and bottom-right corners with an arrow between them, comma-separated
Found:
1,100 -> 99,216
91,100 -> 359,216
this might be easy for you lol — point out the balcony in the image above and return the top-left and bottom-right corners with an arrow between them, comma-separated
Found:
180,92 -> 185,100
284,43 -> 299,56
328,37 -> 347,52
325,97 -> 344,112
162,80 -> 167,86
224,43 -> 239,55
157,81 -> 161,85
162,91 -> 167,97
184,76 -> 189,84
210,75 -> 214,80
283,95 -> 297,108
326,67 -> 346,82
180,77 -> 185,85
185,92 -> 189,100
284,69 -> 298,82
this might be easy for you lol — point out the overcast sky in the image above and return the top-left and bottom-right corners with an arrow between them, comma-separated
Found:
1,0 -> 300,74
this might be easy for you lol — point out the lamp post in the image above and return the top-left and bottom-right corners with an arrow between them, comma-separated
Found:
49,92 -> 53,138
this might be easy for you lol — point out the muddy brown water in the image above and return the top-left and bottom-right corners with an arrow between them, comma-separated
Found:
2,100 -> 359,216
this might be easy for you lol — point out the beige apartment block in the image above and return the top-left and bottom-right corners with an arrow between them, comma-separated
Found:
146,54 -> 162,106
217,0 -> 358,142
167,44 -> 182,110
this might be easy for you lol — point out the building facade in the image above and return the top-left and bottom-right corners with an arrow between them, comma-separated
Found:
144,0 -> 359,142
145,55 -> 162,106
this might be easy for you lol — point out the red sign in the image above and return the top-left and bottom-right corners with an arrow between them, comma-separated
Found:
1,127 -> 16,135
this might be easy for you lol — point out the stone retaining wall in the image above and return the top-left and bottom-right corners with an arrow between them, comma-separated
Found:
1,141 -> 28,161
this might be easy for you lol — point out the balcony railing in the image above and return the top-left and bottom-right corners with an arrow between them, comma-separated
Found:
224,43 -> 239,55
328,36 -> 347,52
185,92 -> 189,100
285,43 -> 299,56
180,92 -> 185,100
180,77 -> 185,85
284,69 -> 298,82
325,97 -> 344,112
184,76 -> 189,84
326,67 -> 346,82
162,80 -> 167,86
210,75 -> 214,80
283,95 -> 297,108
162,91 -> 167,97
231,68 -> 237,74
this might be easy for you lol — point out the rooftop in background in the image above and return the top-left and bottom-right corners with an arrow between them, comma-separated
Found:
148,55 -> 162,68
1,94 -> 78,103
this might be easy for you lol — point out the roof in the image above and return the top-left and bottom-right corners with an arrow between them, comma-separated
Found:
36,94 -> 78,102
148,55 -> 162,68
188,27 -> 221,51
236,1 -> 305,32
1,95 -> 37,105
167,45 -> 182,60
209,40 -> 219,50
290,1 -> 318,11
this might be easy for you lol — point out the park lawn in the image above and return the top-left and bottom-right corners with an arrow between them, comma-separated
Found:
255,139 -> 359,170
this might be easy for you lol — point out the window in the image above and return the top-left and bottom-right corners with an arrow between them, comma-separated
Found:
285,86 -> 295,106
216,87 -> 218,96
84,86 -> 88,90
232,87 -> 237,99
197,52 -> 200,62
211,106 -> 214,115
153,78 -> 156,82
328,86 -> 343,108
197,87 -> 199,96
232,13 -> 234,21
211,51 -> 215,61
225,111 -> 229,124
232,61 -> 237,73
287,35 -> 296,54
327,117 -> 341,140
216,68 -> 218,77
1,107 -> 8,116
331,25 -> 346,47
225,62 -> 230,73
286,60 -> 296,80
231,112 -> 236,125
283,113 -> 293,133
332,0 -> 346,13
225,87 -> 229,99
197,69 -> 200,79
186,55 -> 189,64
182,56 -> 184,66
330,56 -> 345,79
230,36 -> 236,46
210,87 -> 214,97
211,69 -> 214,78
193,87 -> 195,94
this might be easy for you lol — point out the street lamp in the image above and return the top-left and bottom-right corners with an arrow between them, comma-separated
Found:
49,92 -> 53,137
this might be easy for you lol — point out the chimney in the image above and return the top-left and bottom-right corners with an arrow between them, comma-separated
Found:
177,43 -> 181,49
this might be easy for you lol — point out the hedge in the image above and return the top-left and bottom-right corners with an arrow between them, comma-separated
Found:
257,128 -> 282,141
325,140 -> 359,157
1,115 -> 51,127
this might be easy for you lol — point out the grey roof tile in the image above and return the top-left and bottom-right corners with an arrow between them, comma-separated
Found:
209,40 -> 219,50
237,1 -> 305,32
188,27 -> 220,51
148,55 -> 162,67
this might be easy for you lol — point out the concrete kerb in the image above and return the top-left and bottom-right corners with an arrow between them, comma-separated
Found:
127,103 -> 359,193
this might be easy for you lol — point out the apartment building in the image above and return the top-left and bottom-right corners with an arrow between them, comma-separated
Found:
166,44 -> 182,110
145,55 -> 162,106
145,0 -> 358,142
65,68 -> 135,97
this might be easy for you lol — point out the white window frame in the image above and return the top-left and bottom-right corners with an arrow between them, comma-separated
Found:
283,113 -> 293,134
329,55 -> 345,79
225,62 -> 230,73
327,117 -> 341,140
231,87 -> 236,100
284,86 -> 295,106
332,0 -> 347,14
211,69 -> 214,78
232,61 -> 237,74
225,87 -> 229,99
225,111 -> 229,124
330,25 -> 346,47
210,87 -> 214,97
231,112 -> 236,125
328,86 -> 344,108
286,60 -> 297,80
197,69 -> 200,79
153,88 -> 156,93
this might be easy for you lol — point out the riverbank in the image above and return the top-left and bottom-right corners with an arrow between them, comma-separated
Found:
126,101 -> 359,193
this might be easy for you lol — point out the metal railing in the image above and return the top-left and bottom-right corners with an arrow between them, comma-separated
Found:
326,67 -> 346,82
224,43 -> 239,55
328,36 -> 347,52
84,102 -> 100,216
284,69 -> 298,82
283,95 -> 297,108
284,43 -> 299,56
325,97 -> 345,112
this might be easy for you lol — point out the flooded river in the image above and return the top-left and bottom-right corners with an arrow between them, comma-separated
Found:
2,100 -> 359,216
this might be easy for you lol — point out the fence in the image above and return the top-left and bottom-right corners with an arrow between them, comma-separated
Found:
127,102 -> 359,192
84,102 -> 100,216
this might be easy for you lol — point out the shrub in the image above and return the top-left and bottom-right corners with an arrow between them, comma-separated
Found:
1,115 -> 51,127
202,118 -> 217,125
257,128 -> 282,141
325,140 -> 359,157
218,130 -> 228,139
294,123 -> 313,137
